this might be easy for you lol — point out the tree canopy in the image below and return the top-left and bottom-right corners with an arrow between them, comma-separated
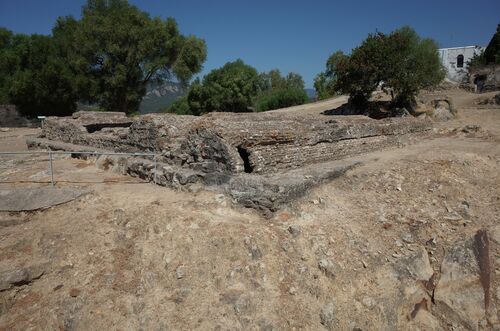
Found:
188,59 -> 260,115
0,0 -> 207,116
168,61 -> 308,115
314,26 -> 445,108
469,24 -> 500,67
71,0 -> 207,114
253,69 -> 308,112
0,28 -> 79,116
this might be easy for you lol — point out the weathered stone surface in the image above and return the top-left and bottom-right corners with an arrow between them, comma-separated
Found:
227,160 -> 359,215
434,230 -> 495,330
476,93 -> 500,106
0,188 -> 89,212
468,65 -> 500,92
318,259 -> 336,279
40,111 -> 133,152
27,137 -> 109,153
29,111 -> 433,214
319,302 -> 335,330
0,263 -> 48,291
491,224 -> 500,245
35,111 -> 432,175
416,95 -> 457,121
397,246 -> 434,281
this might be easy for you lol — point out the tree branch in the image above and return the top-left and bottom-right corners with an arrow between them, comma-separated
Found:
143,65 -> 159,83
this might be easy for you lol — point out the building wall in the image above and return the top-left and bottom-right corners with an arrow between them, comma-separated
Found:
439,46 -> 484,83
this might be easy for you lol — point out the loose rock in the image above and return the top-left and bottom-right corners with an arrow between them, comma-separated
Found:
287,224 -> 301,237
69,288 -> 80,297
318,259 -> 336,279
320,302 -> 335,330
176,265 -> 186,279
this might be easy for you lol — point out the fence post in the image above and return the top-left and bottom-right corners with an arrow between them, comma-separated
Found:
49,151 -> 55,186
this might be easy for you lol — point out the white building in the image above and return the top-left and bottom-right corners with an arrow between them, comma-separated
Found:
438,46 -> 484,83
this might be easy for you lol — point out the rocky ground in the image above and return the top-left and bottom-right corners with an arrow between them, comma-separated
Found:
0,89 -> 499,330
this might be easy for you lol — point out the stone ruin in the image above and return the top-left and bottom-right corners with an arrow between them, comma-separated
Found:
27,110 -> 432,215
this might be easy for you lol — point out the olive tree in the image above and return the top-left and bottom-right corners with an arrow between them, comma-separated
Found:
315,26 -> 445,109
72,0 -> 207,114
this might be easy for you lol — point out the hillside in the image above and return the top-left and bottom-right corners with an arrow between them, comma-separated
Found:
0,89 -> 499,330
139,82 -> 185,114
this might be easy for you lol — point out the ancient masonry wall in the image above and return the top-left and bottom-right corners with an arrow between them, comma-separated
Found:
27,111 -> 432,215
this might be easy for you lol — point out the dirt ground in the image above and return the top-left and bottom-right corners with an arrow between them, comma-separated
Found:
0,89 -> 499,330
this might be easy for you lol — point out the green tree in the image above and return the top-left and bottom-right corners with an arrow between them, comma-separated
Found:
467,24 -> 500,68
483,23 -> 500,65
258,69 -> 305,91
1,32 -> 79,117
316,26 -> 444,109
181,60 -> 260,115
384,27 -> 445,106
52,16 -> 97,103
258,69 -> 285,90
253,87 -> 308,112
468,51 -> 486,68
314,51 -> 348,100
166,95 -> 191,115
313,73 -> 329,100
254,69 -> 308,111
72,0 -> 207,114
168,64 -> 309,115
0,28 -> 14,103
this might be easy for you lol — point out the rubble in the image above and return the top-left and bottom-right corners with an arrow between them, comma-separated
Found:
468,65 -> 500,92
476,92 -> 500,106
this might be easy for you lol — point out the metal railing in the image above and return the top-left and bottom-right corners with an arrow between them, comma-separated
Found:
0,150 -> 159,186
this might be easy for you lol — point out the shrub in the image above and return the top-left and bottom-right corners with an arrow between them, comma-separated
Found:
167,62 -> 309,115
254,87 -> 308,112
165,96 -> 192,115
184,60 -> 260,115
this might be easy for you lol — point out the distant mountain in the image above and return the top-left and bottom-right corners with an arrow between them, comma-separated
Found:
305,88 -> 317,100
139,82 -> 185,114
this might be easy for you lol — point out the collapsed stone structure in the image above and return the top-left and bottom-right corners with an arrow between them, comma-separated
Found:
468,65 -> 500,92
27,111 -> 432,215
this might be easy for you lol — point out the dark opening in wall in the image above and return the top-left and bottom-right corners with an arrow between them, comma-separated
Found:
237,146 -> 253,173
457,54 -> 464,68
474,74 -> 487,92
84,122 -> 132,133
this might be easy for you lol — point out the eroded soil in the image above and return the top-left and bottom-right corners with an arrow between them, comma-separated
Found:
0,90 -> 499,330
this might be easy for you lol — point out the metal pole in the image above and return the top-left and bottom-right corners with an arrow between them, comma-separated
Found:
49,151 -> 54,186
153,155 -> 157,185
0,150 -> 160,186
0,151 -> 156,156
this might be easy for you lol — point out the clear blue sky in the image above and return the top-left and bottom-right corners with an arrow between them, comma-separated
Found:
1,0 -> 499,88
